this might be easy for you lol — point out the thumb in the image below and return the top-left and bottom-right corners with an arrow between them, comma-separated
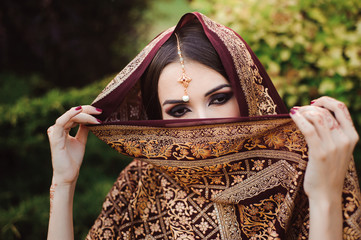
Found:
75,124 -> 89,144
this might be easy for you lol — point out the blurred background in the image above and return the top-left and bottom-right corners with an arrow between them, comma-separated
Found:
0,0 -> 360,239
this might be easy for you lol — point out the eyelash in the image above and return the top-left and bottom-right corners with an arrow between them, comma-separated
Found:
208,92 -> 233,106
166,92 -> 234,118
167,104 -> 190,118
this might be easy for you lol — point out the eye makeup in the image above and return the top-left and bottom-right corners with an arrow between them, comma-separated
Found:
208,92 -> 234,106
162,84 -> 234,118
166,104 -> 191,118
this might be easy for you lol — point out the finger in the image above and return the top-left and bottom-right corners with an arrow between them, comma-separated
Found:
301,108 -> 334,143
75,124 -> 89,144
63,112 -> 101,129
297,105 -> 340,134
311,97 -> 352,128
48,106 -> 82,142
54,106 -> 83,128
311,97 -> 359,145
79,105 -> 103,115
47,126 -> 56,142
290,108 -> 321,148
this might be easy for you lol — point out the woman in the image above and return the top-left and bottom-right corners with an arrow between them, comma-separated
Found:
47,13 -> 360,239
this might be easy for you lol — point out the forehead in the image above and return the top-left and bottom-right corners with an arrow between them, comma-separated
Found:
158,61 -> 229,98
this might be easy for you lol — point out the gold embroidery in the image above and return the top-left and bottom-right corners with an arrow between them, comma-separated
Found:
238,194 -> 285,239
90,119 -> 307,161
163,188 -> 196,239
92,27 -> 175,104
343,159 -> 361,238
86,147 -> 361,240
215,203 -> 242,239
212,160 -> 302,204
201,14 -> 277,116
86,12 -> 361,239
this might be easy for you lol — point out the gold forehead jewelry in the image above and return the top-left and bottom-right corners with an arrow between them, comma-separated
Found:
175,33 -> 192,102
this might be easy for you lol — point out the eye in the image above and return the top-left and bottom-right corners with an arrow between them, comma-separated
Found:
209,92 -> 233,106
167,104 -> 191,118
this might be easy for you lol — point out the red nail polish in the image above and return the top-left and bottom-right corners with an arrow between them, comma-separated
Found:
75,106 -> 82,110
96,108 -> 102,112
310,100 -> 315,105
290,108 -> 297,115
97,119 -> 102,123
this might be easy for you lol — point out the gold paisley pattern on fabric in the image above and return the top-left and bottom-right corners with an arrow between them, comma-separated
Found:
90,119 -> 307,161
87,119 -> 361,239
86,12 -> 361,240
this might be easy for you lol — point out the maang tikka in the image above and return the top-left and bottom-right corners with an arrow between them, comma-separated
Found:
175,33 -> 192,102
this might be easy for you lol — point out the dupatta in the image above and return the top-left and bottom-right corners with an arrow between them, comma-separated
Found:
86,12 -> 361,239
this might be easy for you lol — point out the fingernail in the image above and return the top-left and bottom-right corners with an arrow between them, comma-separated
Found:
310,100 -> 315,105
75,106 -> 82,110
96,108 -> 102,112
97,119 -> 102,123
290,108 -> 297,115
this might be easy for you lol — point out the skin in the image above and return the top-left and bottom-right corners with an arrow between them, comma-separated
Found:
158,61 -> 240,119
290,98 -> 359,239
47,61 -> 358,239
47,106 -> 102,239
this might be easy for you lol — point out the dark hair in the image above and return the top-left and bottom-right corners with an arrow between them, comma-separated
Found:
141,20 -> 227,119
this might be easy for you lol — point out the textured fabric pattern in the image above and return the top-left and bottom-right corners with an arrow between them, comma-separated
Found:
87,119 -> 361,239
86,12 -> 361,240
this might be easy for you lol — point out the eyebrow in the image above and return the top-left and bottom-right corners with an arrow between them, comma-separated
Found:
162,99 -> 185,106
162,84 -> 232,106
205,84 -> 232,97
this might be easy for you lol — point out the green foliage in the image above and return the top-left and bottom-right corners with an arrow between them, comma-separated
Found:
0,1 -> 192,238
0,196 -> 49,240
142,0 -> 193,39
2,0 -> 360,238
0,74 -> 132,239
191,0 -> 361,173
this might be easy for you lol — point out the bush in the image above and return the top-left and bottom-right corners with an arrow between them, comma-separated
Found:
191,0 -> 361,175
0,74 -> 132,239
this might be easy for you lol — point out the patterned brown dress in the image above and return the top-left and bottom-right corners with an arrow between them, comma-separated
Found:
85,12 -> 361,239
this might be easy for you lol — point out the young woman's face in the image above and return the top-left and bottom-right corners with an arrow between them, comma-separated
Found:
158,61 -> 241,119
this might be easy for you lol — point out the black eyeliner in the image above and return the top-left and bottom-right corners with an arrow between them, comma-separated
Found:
167,104 -> 190,118
209,92 -> 234,106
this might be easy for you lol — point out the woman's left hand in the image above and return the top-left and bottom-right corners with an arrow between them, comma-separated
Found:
290,96 -> 359,201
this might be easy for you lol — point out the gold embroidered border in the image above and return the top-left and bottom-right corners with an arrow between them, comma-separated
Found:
90,118 -> 293,142
92,27 -> 175,104
343,159 -> 361,238
143,149 -> 306,168
201,13 -> 277,116
347,207 -> 361,238
215,203 -> 242,239
212,160 -> 299,203
278,189 -> 296,229
89,119 -> 308,161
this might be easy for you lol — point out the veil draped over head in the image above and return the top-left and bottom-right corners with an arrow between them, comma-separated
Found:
87,13 -> 361,239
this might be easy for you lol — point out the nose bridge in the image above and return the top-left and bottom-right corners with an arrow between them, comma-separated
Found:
193,104 -> 208,119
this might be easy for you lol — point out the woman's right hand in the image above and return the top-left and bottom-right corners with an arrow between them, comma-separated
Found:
47,106 -> 102,185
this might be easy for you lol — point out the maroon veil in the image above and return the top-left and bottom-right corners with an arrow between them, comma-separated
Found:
86,12 -> 361,239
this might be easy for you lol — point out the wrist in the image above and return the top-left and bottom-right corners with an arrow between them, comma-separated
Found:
307,189 -> 342,203
308,196 -> 343,240
51,175 -> 78,188
308,196 -> 342,213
